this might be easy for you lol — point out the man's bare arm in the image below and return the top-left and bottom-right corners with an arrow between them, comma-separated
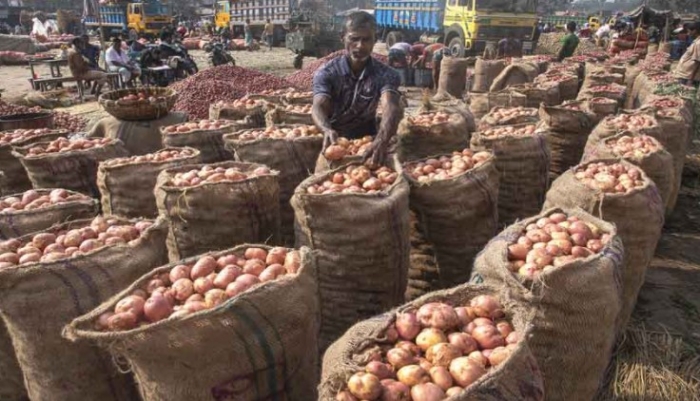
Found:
312,95 -> 338,150
364,91 -> 403,166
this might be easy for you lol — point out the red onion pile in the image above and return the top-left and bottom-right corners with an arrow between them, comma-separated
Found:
507,212 -> 610,278
95,247 -> 301,331
306,165 -> 398,195
0,189 -> 90,213
337,297 -> 520,401
167,165 -> 274,187
170,66 -> 298,119
0,101 -> 87,132
0,216 -> 153,269
285,50 -> 388,89
574,162 -> 644,194
405,150 -> 492,183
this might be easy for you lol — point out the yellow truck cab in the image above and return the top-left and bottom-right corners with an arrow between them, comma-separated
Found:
215,1 -> 231,29
84,1 -> 172,38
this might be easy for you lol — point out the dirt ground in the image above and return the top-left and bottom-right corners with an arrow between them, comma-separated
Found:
1,44 -> 698,397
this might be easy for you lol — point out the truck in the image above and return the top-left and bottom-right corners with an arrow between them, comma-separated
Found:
285,3 -> 344,68
214,0 -> 290,45
375,0 -> 539,57
84,0 -> 173,39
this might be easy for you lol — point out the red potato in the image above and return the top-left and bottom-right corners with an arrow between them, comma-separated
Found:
237,125 -> 322,141
99,248 -> 303,331
25,137 -> 115,156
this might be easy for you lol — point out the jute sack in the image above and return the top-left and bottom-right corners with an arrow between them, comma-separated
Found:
319,283 -> 545,401
470,126 -> 550,227
161,121 -> 244,163
291,160 -> 410,352
0,189 -> 98,239
88,112 -> 187,155
0,216 -> 168,401
96,147 -> 201,219
623,65 -> 642,109
264,106 -> 313,126
472,58 -> 506,93
534,72 -> 579,101
471,207 -> 624,401
582,132 -> 674,211
0,129 -> 66,194
403,151 -> 499,291
209,101 -> 267,127
629,70 -> 667,108
538,103 -> 595,176
468,90 -> 527,120
155,161 -> 281,262
12,139 -> 129,198
489,63 -> 539,92
223,126 -> 322,246
64,245 -> 320,401
405,209 -> 440,301
587,111 -> 661,149
637,102 -> 691,213
510,82 -> 561,108
425,95 -> 477,133
576,83 -> 627,106
518,55 -> 553,73
397,110 -> 470,162
581,71 -> 624,91
479,106 -> 539,129
586,97 -> 619,121
434,57 -> 470,99
0,320 -> 25,401
543,159 -> 664,332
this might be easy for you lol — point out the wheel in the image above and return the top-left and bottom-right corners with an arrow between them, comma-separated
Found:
293,54 -> 303,69
448,37 -> 465,58
386,31 -> 403,48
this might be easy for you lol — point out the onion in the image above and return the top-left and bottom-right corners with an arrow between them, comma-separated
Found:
346,372 -> 382,400
449,356 -> 487,387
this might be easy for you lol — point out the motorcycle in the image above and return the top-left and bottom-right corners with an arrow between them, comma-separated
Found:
204,40 -> 236,67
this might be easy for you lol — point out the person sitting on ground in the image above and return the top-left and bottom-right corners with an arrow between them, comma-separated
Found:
388,41 -> 411,68
497,33 -> 522,59
105,37 -> 141,87
67,37 -> 108,97
557,21 -> 580,62
674,22 -> 700,87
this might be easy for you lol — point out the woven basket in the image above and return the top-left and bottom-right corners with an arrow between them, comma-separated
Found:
98,87 -> 177,121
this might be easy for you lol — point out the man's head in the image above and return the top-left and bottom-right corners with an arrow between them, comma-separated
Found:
111,37 -> 121,50
343,12 -> 376,64
72,37 -> 83,50
566,21 -> 577,33
689,22 -> 700,38
160,30 -> 172,43
81,34 -> 89,46
266,18 -> 270,23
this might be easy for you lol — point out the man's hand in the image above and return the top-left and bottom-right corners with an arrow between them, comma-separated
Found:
322,129 -> 339,151
362,136 -> 389,167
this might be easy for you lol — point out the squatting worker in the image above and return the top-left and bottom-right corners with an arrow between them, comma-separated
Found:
388,41 -> 411,68
674,22 -> 700,87
312,12 -> 403,166
557,21 -> 580,62
67,38 -> 108,96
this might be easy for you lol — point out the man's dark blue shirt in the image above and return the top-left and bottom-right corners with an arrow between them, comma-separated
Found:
313,55 -> 400,139
81,44 -> 100,69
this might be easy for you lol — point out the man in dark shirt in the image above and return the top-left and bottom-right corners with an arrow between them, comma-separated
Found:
312,12 -> 403,166
80,34 -> 101,70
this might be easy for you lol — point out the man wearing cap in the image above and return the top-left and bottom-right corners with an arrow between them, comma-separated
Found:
674,22 -> 700,87
312,12 -> 402,166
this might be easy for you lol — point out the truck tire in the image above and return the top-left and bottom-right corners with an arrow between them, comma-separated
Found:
386,31 -> 403,48
449,37 -> 465,57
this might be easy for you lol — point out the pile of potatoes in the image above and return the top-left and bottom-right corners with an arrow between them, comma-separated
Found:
162,120 -> 235,134
407,112 -> 451,127
305,165 -> 398,195
167,165 -> 274,188
25,137 -> 114,156
0,189 -> 90,213
574,162 -> 645,194
405,150 -> 492,183
323,136 -> 374,161
101,148 -> 197,167
480,124 -> 537,138
235,125 -> 322,140
0,128 -> 62,145
605,135 -> 661,159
